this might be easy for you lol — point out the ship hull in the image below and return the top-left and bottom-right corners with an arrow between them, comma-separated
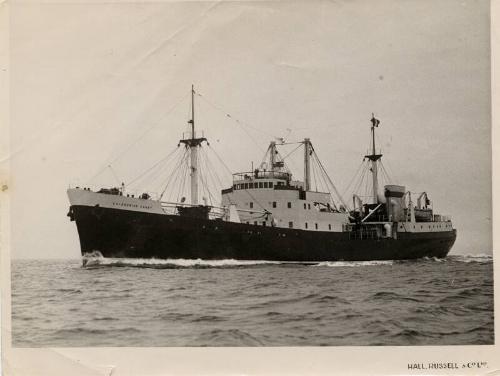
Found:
69,205 -> 456,261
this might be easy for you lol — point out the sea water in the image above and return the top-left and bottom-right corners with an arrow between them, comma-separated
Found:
11,254 -> 493,347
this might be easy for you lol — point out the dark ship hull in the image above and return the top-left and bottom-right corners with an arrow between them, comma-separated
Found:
70,205 -> 456,261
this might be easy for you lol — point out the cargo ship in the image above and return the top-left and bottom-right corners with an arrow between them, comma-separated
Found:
67,86 -> 456,261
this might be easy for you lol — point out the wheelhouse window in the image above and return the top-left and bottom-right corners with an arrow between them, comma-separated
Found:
308,204 -> 311,210
287,202 -> 292,208
272,201 -> 277,208
305,222 -> 308,229
244,183 -> 249,189
315,223 -> 318,230
259,182 -> 263,188
264,182 -> 269,188
303,203 -> 307,209
288,221 -> 293,228
269,182 -> 274,188
328,224 -> 332,230
249,202 -> 253,209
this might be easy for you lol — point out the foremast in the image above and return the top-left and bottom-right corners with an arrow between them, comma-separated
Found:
179,85 -> 207,205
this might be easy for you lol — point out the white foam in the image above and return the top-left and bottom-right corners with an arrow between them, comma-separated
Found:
81,251 -> 492,268
82,252 -> 284,268
423,256 -> 446,262
314,260 -> 394,267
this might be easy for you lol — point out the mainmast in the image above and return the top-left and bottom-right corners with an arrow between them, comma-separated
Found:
179,85 -> 207,205
364,114 -> 382,204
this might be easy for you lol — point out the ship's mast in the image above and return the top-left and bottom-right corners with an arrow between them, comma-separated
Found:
269,141 -> 277,175
179,85 -> 207,205
303,138 -> 311,191
191,84 -> 195,139
365,114 -> 382,204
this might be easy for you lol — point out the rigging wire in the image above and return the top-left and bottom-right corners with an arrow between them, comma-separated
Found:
360,165 -> 369,199
108,165 -> 122,185
87,91 -> 191,184
125,146 -> 180,188
204,147 -> 227,189
380,160 -> 396,184
340,160 -> 365,202
197,93 -> 269,153
352,162 -> 369,199
147,151 -> 183,194
196,92 -> 277,138
165,153 -> 185,202
204,147 -> 235,205
373,125 -> 398,182
311,155 -> 319,192
311,152 -> 339,210
379,161 -> 392,186
198,148 -> 217,206
197,148 -> 210,205
202,147 -> 226,203
314,153 -> 339,210
153,147 -> 186,198
175,151 -> 190,203
363,163 -> 371,201
277,148 -> 299,176
159,148 -> 189,200
281,143 -> 303,161
311,148 -> 349,210
197,151 -> 208,204
208,144 -> 234,177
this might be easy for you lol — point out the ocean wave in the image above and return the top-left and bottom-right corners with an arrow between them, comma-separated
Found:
56,288 -> 83,294
439,287 -> 484,303
313,294 -> 350,304
371,291 -> 421,302
93,316 -> 119,321
190,315 -> 226,323
12,256 -> 495,347
53,327 -> 141,337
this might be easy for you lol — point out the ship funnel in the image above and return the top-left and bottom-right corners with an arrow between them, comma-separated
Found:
384,185 -> 405,221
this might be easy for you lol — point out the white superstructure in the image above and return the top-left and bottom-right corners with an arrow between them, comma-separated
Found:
221,139 -> 349,231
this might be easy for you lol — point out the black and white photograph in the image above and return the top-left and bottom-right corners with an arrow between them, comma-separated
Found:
1,0 -> 497,373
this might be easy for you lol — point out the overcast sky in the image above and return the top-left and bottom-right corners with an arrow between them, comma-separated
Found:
7,0 -> 491,258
